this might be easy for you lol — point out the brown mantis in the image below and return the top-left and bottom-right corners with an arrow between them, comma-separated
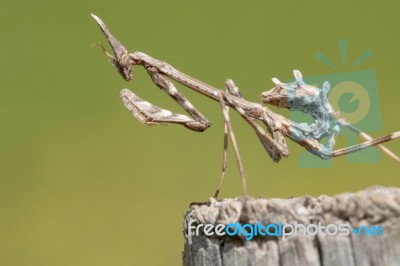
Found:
91,14 -> 400,198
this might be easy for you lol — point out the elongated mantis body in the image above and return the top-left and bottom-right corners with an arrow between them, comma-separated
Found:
91,14 -> 400,198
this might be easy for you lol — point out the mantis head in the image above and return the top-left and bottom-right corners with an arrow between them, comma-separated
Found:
91,14 -> 134,81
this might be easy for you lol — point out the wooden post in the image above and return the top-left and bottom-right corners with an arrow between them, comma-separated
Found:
183,187 -> 400,266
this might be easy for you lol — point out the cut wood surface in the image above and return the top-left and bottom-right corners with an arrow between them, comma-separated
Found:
183,187 -> 400,266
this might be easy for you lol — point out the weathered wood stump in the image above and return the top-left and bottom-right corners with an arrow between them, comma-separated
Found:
183,187 -> 400,266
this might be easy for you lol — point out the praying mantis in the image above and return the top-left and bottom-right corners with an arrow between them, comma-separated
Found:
91,14 -> 400,199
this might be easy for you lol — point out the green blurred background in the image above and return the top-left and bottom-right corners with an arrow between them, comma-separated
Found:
1,0 -> 399,265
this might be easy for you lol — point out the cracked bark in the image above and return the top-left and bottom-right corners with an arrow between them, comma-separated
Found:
182,187 -> 400,266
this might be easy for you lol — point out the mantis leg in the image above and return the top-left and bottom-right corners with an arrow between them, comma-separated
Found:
120,71 -> 211,132
331,119 -> 400,161
216,90 -> 248,196
225,80 -> 289,161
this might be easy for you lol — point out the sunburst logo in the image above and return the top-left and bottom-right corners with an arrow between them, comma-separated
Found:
290,39 -> 382,168
316,39 -> 375,125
